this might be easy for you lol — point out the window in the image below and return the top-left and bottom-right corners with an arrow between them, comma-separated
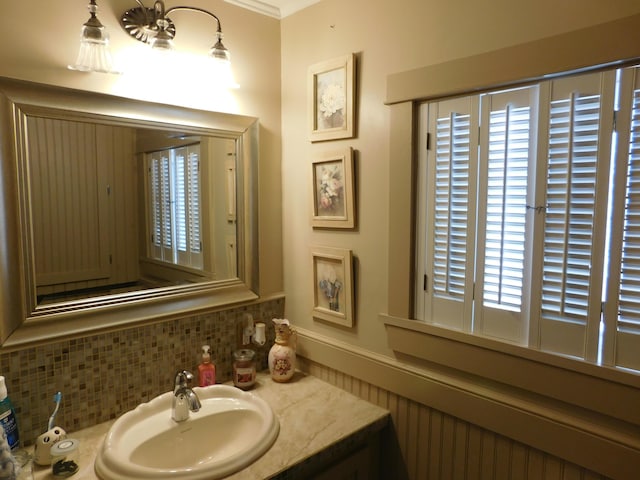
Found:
146,144 -> 203,270
416,65 -> 640,372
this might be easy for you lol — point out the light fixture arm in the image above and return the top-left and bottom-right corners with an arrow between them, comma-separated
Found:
121,0 -> 226,46
164,5 -> 224,35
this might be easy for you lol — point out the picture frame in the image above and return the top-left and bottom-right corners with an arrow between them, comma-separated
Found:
308,53 -> 355,142
311,147 -> 355,229
311,246 -> 354,327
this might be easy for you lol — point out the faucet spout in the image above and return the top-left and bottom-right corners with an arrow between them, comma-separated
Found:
172,370 -> 201,422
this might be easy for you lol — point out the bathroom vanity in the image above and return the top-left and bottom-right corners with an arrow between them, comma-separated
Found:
29,372 -> 390,479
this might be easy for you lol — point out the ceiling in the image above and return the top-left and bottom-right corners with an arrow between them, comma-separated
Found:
224,0 -> 321,19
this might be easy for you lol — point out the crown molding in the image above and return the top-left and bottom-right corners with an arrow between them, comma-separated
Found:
224,0 -> 320,19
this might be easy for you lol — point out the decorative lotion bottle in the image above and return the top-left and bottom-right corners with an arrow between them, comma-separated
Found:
268,319 -> 296,382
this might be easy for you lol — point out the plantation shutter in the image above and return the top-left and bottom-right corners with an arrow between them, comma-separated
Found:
175,147 -> 188,257
149,155 -> 162,259
604,66 -> 640,370
178,145 -> 203,269
420,97 -> 478,330
475,87 -> 535,343
187,147 -> 203,263
147,151 -> 174,262
148,145 -> 202,269
536,72 -> 615,360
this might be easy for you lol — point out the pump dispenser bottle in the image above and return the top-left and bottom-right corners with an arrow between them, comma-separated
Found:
198,345 -> 216,387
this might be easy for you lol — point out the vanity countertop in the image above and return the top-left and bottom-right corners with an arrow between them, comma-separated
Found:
29,371 -> 390,479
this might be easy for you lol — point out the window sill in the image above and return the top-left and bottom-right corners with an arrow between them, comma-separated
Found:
381,313 -> 640,427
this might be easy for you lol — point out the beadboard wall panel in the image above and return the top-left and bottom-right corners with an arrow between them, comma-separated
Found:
297,350 -> 609,480
28,119 -> 139,296
28,117 -> 109,287
97,124 -> 139,284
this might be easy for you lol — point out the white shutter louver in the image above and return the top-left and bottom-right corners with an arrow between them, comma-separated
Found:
475,87 -> 534,343
542,94 -> 600,323
482,104 -> 529,312
606,67 -> 640,370
188,148 -> 202,255
537,72 -> 614,360
420,97 -> 477,330
433,112 -> 471,300
175,148 -> 187,254
619,88 -> 640,333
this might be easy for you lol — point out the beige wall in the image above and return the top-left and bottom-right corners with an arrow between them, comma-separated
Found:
281,2 -> 640,478
279,0 -> 640,363
0,0 -> 283,297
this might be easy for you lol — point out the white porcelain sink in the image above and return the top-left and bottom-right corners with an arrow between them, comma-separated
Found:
95,384 -> 279,480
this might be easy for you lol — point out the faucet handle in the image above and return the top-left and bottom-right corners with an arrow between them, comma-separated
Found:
174,370 -> 194,391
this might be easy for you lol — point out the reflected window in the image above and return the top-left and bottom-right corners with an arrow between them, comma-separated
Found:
146,144 -> 203,270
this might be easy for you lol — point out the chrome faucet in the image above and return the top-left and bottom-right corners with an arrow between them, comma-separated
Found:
172,370 -> 201,422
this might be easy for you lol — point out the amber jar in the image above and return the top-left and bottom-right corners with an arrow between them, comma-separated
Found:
233,349 -> 256,390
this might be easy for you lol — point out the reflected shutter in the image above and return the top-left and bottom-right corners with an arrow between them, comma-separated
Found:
174,147 -> 188,254
187,145 -> 203,269
147,151 -> 173,262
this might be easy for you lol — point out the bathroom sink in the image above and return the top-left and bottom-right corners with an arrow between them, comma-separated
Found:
95,385 -> 279,480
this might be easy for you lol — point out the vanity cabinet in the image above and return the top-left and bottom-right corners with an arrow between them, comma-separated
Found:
28,373 -> 390,480
311,436 -> 381,480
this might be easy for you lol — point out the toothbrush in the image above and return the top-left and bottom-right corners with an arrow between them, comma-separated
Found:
47,392 -> 62,431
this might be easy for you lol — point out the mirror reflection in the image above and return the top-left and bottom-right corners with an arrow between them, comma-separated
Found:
27,116 -> 237,306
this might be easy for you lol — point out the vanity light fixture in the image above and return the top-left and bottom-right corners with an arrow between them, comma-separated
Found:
120,0 -> 231,66
69,0 -> 234,82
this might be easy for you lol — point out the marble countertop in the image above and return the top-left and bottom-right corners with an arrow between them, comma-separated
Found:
27,371 -> 390,479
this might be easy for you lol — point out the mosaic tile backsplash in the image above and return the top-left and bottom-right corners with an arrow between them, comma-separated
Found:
0,297 -> 284,446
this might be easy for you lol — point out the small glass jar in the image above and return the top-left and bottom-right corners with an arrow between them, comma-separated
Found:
50,438 -> 80,478
233,348 -> 256,390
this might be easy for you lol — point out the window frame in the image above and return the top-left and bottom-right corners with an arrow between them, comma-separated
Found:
381,15 -> 640,468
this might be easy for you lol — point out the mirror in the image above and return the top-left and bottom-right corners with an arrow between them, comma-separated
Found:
0,77 -> 259,348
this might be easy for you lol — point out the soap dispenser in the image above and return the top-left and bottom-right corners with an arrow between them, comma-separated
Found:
198,345 -> 216,387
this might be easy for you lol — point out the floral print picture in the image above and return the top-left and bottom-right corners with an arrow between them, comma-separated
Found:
311,147 -> 355,229
311,246 -> 354,327
314,160 -> 346,218
316,68 -> 346,130
316,256 -> 345,314
309,54 -> 355,142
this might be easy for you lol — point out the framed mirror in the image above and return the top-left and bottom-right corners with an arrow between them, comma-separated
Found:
0,77 -> 259,349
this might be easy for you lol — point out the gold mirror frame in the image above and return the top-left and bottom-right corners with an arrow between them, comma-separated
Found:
0,77 -> 259,350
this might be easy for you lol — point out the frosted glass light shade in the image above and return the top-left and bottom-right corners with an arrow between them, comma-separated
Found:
68,24 -> 119,74
209,34 -> 230,64
150,26 -> 175,51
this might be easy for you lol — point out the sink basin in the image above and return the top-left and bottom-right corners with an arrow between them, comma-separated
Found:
95,384 -> 279,479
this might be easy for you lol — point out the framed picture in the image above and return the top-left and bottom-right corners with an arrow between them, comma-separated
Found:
308,53 -> 355,142
311,147 -> 355,229
311,246 -> 354,327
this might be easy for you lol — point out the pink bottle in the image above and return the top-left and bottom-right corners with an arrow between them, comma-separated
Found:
198,345 -> 216,387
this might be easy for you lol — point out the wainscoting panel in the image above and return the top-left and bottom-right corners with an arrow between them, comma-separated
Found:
297,357 -> 608,480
